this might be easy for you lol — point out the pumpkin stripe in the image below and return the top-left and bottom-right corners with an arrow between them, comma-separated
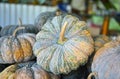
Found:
50,45 -> 64,74
37,45 -> 57,71
33,40 -> 55,56
1,37 -> 15,63
17,37 -> 32,62
12,38 -> 24,62
51,16 -> 62,33
18,33 -> 36,46
36,31 -> 55,41
65,41 -> 88,66
42,21 -> 57,35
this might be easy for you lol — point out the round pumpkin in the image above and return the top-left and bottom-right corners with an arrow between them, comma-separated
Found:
0,61 -> 60,79
88,36 -> 120,79
0,19 -> 38,37
0,27 -> 36,64
33,15 -> 94,74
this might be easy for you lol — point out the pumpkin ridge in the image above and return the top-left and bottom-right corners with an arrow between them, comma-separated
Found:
12,37 -> 24,62
17,37 -> 32,62
1,37 -> 15,63
33,41 -> 56,56
37,45 -> 57,71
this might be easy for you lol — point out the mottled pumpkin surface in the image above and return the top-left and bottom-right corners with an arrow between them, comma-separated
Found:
0,33 -> 36,64
33,15 -> 94,74
0,61 -> 60,79
90,37 -> 120,79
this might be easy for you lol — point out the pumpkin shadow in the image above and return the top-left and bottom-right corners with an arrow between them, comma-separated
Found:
61,64 -> 89,79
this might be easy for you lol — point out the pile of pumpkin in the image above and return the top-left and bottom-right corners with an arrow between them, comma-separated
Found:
0,11 -> 120,79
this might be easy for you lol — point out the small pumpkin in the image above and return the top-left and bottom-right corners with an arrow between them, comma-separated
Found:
0,61 -> 60,79
0,19 -> 38,36
88,36 -> 120,79
33,15 -> 94,74
0,27 -> 36,64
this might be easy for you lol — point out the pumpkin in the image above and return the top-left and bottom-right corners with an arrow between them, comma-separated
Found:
33,15 -> 94,74
94,35 -> 111,51
88,36 -> 120,79
0,27 -> 36,64
0,61 -> 60,79
0,19 -> 38,36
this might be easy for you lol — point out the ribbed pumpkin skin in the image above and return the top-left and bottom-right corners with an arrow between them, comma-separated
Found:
90,39 -> 120,79
0,24 -> 38,36
33,15 -> 94,74
0,33 -> 36,64
0,61 -> 60,79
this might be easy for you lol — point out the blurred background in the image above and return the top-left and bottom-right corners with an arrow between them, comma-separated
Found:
0,0 -> 120,36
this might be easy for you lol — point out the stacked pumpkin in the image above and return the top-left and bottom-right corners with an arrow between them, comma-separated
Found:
0,61 -> 60,79
33,14 -> 94,75
88,36 -> 120,79
0,19 -> 38,73
0,11 -> 95,79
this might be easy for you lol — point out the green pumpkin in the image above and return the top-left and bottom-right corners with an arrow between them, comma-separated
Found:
0,27 -> 36,64
0,61 -> 60,79
88,36 -> 120,79
0,19 -> 38,37
33,15 -> 94,74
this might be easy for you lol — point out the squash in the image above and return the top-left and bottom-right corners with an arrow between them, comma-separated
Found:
0,19 -> 38,36
88,36 -> 120,79
0,61 -> 60,79
33,15 -> 94,74
0,27 -> 36,64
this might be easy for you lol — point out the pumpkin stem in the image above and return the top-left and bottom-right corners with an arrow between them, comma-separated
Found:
13,27 -> 25,37
87,72 -> 98,79
58,22 -> 68,44
18,18 -> 22,27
